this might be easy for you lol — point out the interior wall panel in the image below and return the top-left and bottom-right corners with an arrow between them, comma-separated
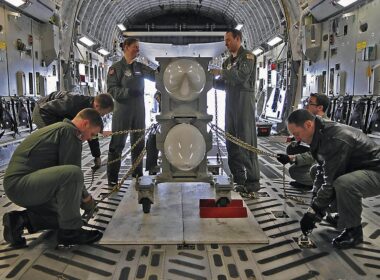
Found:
328,14 -> 356,96
354,0 -> 380,95
0,5 -> 9,96
6,12 -> 33,96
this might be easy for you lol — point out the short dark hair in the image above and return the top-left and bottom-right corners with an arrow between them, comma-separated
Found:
310,93 -> 330,112
226,29 -> 242,41
122,37 -> 139,50
77,108 -> 104,133
94,93 -> 114,110
287,109 -> 315,127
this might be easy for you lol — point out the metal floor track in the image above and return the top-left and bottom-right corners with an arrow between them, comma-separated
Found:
0,137 -> 379,280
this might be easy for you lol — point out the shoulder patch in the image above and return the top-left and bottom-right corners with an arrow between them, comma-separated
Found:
108,67 -> 115,76
246,54 -> 254,60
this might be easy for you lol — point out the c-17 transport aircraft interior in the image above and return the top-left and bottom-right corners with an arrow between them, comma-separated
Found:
0,0 -> 380,279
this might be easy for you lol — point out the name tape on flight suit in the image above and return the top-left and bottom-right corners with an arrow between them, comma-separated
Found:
246,54 -> 254,60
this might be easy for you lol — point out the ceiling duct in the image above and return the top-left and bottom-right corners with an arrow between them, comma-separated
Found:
308,0 -> 342,21
124,31 -> 225,45
41,23 -> 59,65
302,23 -> 322,61
126,24 -> 229,32
18,0 -> 55,23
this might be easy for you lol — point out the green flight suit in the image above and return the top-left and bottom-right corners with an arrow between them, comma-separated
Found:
32,91 -> 101,159
221,46 -> 260,191
3,120 -> 88,231
106,57 -> 155,182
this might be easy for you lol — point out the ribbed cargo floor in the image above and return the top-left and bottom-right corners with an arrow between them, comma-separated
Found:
0,137 -> 379,280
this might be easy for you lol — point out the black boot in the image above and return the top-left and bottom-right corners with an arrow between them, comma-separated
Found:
131,172 -> 143,178
244,181 -> 260,192
332,225 -> 363,248
57,228 -> 103,246
289,181 -> 313,190
3,211 -> 31,247
108,181 -> 117,187
233,184 -> 248,194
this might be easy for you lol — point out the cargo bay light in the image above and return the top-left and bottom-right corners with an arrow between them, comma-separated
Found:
135,57 -> 234,213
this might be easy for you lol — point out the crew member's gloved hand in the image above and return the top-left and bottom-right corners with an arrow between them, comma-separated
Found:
276,153 -> 291,165
91,157 -> 101,171
300,205 -> 323,235
300,212 -> 317,235
81,195 -> 97,221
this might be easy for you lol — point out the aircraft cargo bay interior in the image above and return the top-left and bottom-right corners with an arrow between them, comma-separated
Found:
0,0 -> 380,279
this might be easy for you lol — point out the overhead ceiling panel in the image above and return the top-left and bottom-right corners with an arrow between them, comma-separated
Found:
139,41 -> 226,64
73,0 -> 285,53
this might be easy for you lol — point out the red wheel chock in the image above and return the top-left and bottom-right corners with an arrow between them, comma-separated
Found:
199,199 -> 248,218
